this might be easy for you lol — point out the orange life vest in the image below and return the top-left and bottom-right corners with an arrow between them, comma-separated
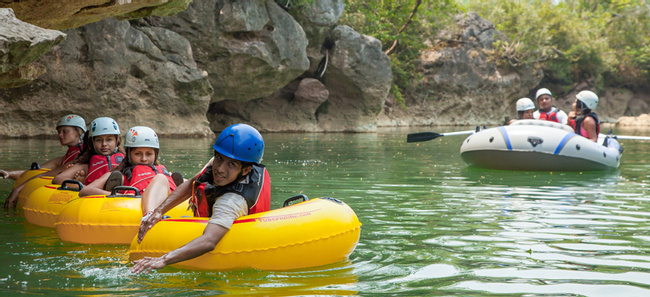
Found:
123,164 -> 177,193
84,153 -> 124,185
190,164 -> 270,217
538,108 -> 560,123
61,144 -> 83,166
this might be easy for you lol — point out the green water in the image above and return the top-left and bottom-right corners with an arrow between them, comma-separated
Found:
1,128 -> 650,296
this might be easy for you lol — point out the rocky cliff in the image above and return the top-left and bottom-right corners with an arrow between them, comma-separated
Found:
0,2 -> 647,138
0,0 -> 393,137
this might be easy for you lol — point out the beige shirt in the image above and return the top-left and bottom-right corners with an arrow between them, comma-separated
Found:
207,192 -> 248,229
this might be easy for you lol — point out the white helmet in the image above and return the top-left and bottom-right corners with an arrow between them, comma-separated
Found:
56,114 -> 86,132
576,90 -> 599,110
516,98 -> 535,111
89,117 -> 120,137
125,126 -> 159,149
535,88 -> 553,100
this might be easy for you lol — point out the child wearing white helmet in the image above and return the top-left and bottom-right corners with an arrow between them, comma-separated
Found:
2,114 -> 87,209
52,117 -> 126,185
568,90 -> 600,142
533,88 -> 568,124
508,97 -> 536,124
79,126 -> 178,198
132,123 -> 271,274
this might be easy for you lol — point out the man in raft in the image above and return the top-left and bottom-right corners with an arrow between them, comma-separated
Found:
534,88 -> 568,124
131,123 -> 270,274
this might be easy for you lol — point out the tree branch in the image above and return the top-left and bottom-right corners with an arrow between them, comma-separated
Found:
385,0 -> 422,56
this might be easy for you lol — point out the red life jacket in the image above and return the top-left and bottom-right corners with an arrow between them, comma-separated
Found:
123,164 -> 177,193
84,153 -> 125,185
61,144 -> 83,166
190,164 -> 270,217
538,108 -> 560,123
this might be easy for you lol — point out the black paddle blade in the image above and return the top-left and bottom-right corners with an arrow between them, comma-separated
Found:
407,132 -> 443,143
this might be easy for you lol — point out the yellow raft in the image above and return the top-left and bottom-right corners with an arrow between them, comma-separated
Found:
55,186 -> 193,245
13,168 -> 50,189
16,175 -> 54,210
23,180 -> 83,228
128,196 -> 361,271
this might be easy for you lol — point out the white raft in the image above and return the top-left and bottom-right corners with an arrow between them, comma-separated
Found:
460,120 -> 622,171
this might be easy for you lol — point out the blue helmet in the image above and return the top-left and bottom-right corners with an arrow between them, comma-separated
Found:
213,124 -> 264,164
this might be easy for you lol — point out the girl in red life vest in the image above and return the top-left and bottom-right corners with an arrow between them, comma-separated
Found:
79,126 -> 177,199
568,90 -> 600,142
52,117 -> 125,186
3,114 -> 87,209
533,88 -> 569,124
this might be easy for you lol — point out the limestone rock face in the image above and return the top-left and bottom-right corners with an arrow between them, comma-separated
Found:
379,12 -> 543,127
1,0 -> 192,30
148,0 -> 310,102
290,0 -> 345,67
317,25 -> 392,131
0,9 -> 66,88
617,113 -> 650,127
0,18 -> 213,137
0,0 -> 394,135
206,24 -> 392,132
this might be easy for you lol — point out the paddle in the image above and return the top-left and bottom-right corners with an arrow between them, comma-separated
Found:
598,134 -> 650,140
407,130 -> 476,143
600,134 -> 650,141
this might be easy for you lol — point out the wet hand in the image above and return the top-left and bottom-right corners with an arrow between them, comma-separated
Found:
131,256 -> 166,274
4,191 -> 19,210
137,210 -> 161,243
0,170 -> 8,179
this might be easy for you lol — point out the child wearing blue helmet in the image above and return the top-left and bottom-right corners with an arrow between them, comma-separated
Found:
131,123 -> 271,274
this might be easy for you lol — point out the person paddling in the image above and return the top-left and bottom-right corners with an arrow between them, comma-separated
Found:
568,90 -> 600,142
2,114 -> 86,209
534,88 -> 568,124
509,97 -> 535,124
52,117 -> 125,185
131,123 -> 271,274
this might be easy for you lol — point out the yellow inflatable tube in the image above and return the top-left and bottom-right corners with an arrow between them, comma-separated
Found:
129,197 -> 361,271
23,180 -> 83,228
17,176 -> 54,210
55,186 -> 193,245
13,168 -> 50,189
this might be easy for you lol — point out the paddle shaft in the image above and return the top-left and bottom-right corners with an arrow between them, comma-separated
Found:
407,130 -> 475,143
601,134 -> 650,141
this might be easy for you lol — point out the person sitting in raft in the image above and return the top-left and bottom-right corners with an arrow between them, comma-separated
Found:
78,126 -> 178,198
533,88 -> 568,124
568,90 -> 600,142
508,97 -> 536,124
2,114 -> 86,209
52,117 -> 125,185
130,123 -> 271,274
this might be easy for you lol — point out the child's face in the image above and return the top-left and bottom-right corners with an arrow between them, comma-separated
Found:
130,147 -> 156,166
93,135 -> 117,156
521,109 -> 534,119
57,126 -> 81,147
211,152 -> 251,186
537,95 -> 553,111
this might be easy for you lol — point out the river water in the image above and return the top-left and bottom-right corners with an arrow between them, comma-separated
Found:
1,127 -> 650,296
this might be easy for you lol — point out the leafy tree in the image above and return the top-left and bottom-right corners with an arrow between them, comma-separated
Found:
463,0 -> 649,92
339,0 -> 459,106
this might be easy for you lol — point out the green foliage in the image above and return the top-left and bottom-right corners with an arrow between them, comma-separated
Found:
339,0 -> 459,105
462,0 -> 650,90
